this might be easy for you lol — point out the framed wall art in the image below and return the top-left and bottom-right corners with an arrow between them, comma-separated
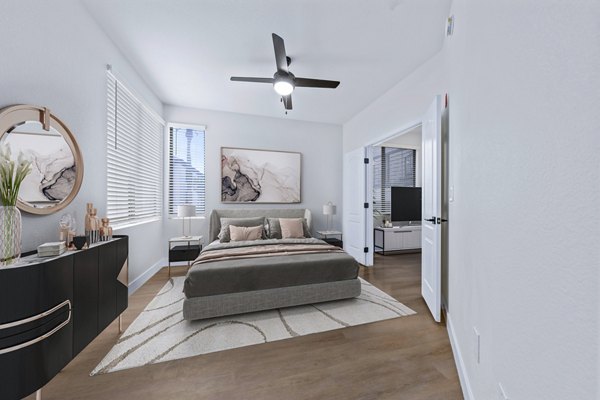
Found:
221,147 -> 301,203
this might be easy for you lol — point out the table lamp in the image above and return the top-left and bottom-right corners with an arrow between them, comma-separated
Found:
322,202 -> 337,232
177,205 -> 196,238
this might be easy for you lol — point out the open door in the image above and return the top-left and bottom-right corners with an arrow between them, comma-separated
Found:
343,147 -> 367,265
421,95 -> 443,322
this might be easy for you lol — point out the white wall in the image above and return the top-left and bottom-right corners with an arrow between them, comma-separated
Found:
343,0 -> 600,399
163,106 -> 343,247
445,1 -> 599,399
343,51 -> 445,153
1,0 -> 165,287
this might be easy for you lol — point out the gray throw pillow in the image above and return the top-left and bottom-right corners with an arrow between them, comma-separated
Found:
218,217 -> 266,243
267,218 -> 311,239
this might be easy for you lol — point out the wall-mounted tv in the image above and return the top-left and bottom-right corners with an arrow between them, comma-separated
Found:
391,187 -> 422,222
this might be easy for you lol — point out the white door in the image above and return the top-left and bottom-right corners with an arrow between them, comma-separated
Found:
421,95 -> 443,322
343,147 -> 367,264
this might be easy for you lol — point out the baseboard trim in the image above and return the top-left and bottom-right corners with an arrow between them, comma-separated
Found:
446,311 -> 475,400
128,257 -> 166,295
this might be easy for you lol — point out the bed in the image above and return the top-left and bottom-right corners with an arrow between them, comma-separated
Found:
182,209 -> 361,321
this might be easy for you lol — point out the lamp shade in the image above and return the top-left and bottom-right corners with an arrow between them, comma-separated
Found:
177,205 -> 196,218
322,202 -> 336,216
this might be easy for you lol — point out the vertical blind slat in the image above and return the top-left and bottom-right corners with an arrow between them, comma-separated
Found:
168,126 -> 206,216
106,71 -> 164,227
372,147 -> 416,215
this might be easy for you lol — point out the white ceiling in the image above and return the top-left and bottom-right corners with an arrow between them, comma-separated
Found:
83,0 -> 451,124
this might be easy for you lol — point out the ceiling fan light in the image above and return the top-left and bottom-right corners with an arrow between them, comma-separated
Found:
273,80 -> 294,96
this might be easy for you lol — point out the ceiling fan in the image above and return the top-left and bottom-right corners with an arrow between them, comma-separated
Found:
230,33 -> 340,112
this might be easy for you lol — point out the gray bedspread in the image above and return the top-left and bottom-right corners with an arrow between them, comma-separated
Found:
184,238 -> 359,298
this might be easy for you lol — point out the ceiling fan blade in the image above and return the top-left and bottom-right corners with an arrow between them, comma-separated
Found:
272,33 -> 289,73
295,77 -> 340,89
230,77 -> 274,84
282,95 -> 293,110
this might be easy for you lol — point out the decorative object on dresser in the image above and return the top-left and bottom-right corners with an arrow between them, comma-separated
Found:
322,201 -> 337,231
168,236 -> 202,277
100,218 -> 113,241
374,225 -> 422,255
0,236 -> 128,400
0,105 -> 84,215
221,147 -> 301,203
58,213 -> 76,248
72,235 -> 87,250
85,203 -> 101,245
37,242 -> 67,257
177,204 -> 196,237
0,143 -> 32,265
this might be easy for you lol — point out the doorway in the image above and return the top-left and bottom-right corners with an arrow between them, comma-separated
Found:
342,96 -> 447,322
369,124 -> 423,265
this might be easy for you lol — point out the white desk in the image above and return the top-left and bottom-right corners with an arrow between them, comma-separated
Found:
374,226 -> 421,255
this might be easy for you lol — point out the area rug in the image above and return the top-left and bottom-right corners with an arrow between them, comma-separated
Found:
91,277 -> 415,375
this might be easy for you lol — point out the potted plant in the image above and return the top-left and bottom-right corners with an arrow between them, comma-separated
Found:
0,144 -> 31,265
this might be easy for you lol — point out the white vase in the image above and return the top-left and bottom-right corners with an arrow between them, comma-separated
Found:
0,206 -> 22,265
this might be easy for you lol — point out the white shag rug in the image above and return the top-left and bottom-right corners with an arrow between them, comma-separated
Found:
92,277 -> 415,375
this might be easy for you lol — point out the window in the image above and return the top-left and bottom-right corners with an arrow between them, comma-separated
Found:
373,147 -> 416,214
168,125 -> 206,216
106,71 -> 164,228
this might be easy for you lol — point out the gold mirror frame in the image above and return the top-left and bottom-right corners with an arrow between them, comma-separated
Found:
0,104 -> 84,215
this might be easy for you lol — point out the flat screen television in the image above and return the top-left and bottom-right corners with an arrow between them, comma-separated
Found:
391,187 -> 422,222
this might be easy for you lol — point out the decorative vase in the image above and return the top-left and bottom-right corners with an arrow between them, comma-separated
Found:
85,203 -> 94,245
73,235 -> 87,250
0,206 -> 22,265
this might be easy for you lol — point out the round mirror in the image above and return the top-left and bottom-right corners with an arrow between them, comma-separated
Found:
0,105 -> 83,215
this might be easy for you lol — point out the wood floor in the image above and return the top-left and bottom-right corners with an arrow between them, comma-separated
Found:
27,253 -> 462,400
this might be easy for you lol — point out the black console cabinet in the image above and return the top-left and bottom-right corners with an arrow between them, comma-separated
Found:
0,236 -> 128,400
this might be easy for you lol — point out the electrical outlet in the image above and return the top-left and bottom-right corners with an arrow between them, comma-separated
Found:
498,383 -> 509,400
473,327 -> 480,364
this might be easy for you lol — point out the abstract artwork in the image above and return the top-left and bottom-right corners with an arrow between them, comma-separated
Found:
4,126 -> 76,206
221,147 -> 301,203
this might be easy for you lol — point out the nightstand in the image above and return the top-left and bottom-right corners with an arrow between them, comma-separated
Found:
316,230 -> 343,248
168,236 -> 202,277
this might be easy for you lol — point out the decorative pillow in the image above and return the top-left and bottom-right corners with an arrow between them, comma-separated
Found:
218,217 -> 265,242
267,217 -> 311,239
279,218 -> 307,239
229,225 -> 264,242
266,218 -> 281,239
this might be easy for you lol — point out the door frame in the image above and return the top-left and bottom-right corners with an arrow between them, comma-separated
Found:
363,120 -> 423,267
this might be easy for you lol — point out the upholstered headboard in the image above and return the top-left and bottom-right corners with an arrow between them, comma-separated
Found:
208,208 -> 312,242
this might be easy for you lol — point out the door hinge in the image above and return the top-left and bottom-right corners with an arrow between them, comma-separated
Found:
364,203 -> 369,209
364,158 -> 369,164
364,247 -> 369,253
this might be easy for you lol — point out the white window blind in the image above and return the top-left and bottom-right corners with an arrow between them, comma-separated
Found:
168,125 -> 206,216
106,71 -> 164,227
373,147 -> 416,214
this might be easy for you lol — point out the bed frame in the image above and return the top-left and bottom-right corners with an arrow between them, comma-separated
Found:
182,208 -> 361,321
